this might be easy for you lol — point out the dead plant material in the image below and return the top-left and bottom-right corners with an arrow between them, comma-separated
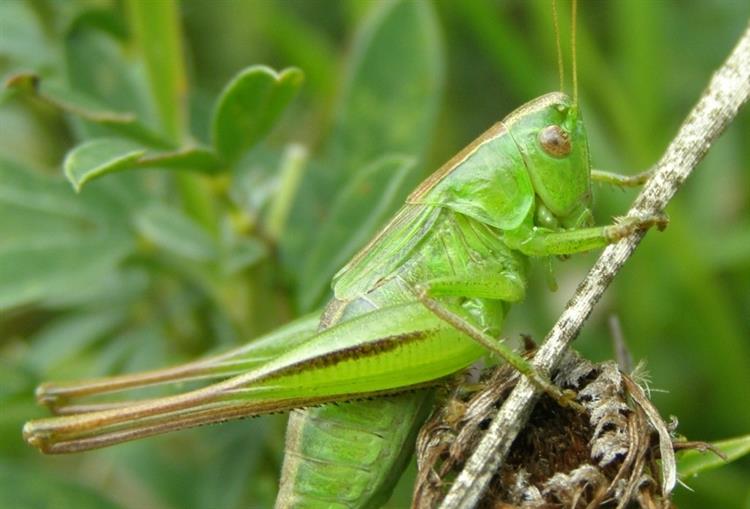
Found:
413,351 -> 682,509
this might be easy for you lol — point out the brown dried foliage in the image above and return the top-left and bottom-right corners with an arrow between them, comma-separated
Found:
412,351 -> 680,509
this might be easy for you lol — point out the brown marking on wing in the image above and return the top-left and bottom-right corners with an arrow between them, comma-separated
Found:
266,330 -> 435,381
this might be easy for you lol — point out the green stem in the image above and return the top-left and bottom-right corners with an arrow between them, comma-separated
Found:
266,144 -> 308,241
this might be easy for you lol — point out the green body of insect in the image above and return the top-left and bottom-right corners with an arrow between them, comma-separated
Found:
274,92 -> 596,508
23,92 -> 661,508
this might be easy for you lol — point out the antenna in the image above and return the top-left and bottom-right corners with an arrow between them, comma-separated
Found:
552,0 -> 565,93
572,0 -> 578,104
552,0 -> 578,101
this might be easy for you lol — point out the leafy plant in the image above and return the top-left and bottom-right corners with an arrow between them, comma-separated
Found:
1,1 -> 749,508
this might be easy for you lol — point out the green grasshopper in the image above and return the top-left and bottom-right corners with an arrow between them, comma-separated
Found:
22,89 -> 664,507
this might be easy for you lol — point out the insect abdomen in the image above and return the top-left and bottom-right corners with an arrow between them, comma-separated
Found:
275,391 -> 432,508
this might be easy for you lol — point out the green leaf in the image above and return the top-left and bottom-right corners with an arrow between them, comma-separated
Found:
326,0 -> 444,178
283,0 -> 443,283
42,267 -> 150,310
0,156 -> 140,236
64,22 -> 161,141
63,138 -> 146,191
135,204 -> 218,261
0,463 -> 121,509
252,2 -> 337,99
298,155 -> 415,310
0,203 -> 83,248
452,1 -> 545,99
0,157 -> 94,221
67,7 -> 129,41
4,72 -> 170,147
677,434 -> 750,478
0,360 -> 33,400
137,146 -> 223,172
27,309 -> 126,373
0,0 -> 55,72
211,66 -> 304,162
0,96 -> 70,170
0,234 -> 133,311
223,237 -> 268,275
0,358 -> 39,456
126,0 -> 187,141
63,138 -> 223,191
266,144 -> 308,240
196,420 -> 272,509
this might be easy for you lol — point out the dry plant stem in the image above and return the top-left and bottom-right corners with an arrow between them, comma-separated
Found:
439,22 -> 750,509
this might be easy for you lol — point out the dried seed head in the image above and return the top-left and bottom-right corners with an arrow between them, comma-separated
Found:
413,351 -> 685,509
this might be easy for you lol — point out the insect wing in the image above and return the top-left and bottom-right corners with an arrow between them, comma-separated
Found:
332,203 -> 440,301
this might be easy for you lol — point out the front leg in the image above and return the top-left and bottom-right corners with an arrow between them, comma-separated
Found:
515,212 -> 668,257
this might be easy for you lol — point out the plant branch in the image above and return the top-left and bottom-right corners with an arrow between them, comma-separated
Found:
439,22 -> 750,509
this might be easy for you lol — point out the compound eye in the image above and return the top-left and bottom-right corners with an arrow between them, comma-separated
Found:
538,125 -> 571,157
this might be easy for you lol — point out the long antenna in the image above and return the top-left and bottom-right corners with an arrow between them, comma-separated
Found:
571,0 -> 578,104
552,0 -> 565,93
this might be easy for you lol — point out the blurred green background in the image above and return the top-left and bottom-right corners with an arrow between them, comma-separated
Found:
1,1 -> 748,508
